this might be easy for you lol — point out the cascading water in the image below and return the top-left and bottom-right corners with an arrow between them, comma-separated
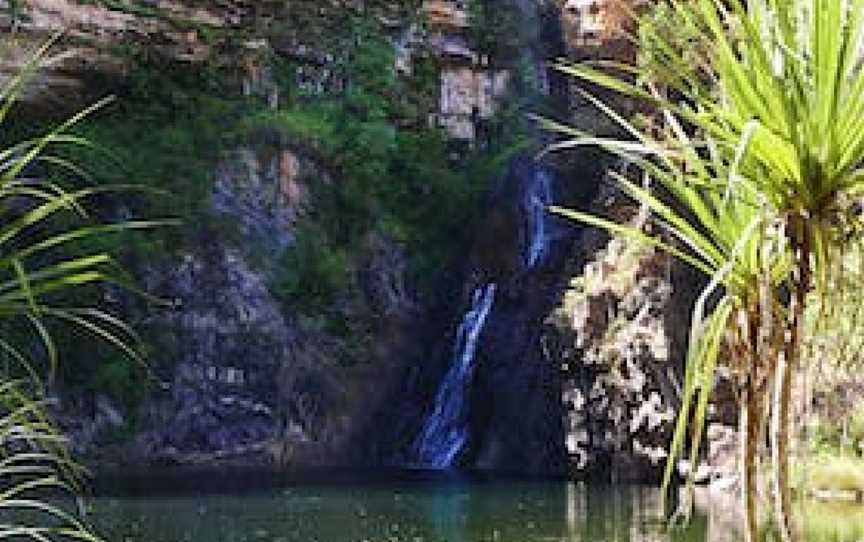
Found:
525,167 -> 553,269
413,163 -> 556,469
415,282 -> 497,468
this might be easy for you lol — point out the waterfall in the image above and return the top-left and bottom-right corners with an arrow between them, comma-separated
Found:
526,167 -> 553,269
413,163 -> 555,469
415,283 -> 497,468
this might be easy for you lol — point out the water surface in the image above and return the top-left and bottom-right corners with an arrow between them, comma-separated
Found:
89,471 -> 713,542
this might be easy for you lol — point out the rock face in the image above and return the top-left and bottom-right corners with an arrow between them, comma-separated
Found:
543,177 -> 737,482
546,233 -> 680,481
423,0 -> 512,141
3,0 -> 411,56
126,144 -> 320,465
132,248 -> 415,467
134,246 -> 290,464
130,238 -> 416,467
2,1 -> 411,111
55,138 -> 422,467
4,0 -> 519,143
10,0 -> 736,480
211,145 -> 319,253
436,65 -> 510,141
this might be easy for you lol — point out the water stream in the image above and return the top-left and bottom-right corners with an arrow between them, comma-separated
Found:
525,167 -> 553,269
415,283 -> 498,468
414,163 -> 555,469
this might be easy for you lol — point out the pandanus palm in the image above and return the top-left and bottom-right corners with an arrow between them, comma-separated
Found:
0,37 -> 159,540
543,92 -> 788,541
544,0 -> 864,540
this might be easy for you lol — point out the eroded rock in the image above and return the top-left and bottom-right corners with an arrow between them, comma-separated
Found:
545,178 -> 736,482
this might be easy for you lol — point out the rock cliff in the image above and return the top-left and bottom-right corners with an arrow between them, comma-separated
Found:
4,0 -> 735,481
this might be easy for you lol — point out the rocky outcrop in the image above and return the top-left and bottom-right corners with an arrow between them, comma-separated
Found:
546,233 -> 679,481
4,0 -> 522,142
3,0 -> 412,56
558,0 -> 633,54
130,238 -> 412,467
2,0 -> 220,108
543,178 -> 738,482
422,1 -> 511,140
54,136 -> 423,467
133,245 -> 292,464
212,145 -> 321,253
560,0 -> 607,47
436,64 -> 510,141
2,1 -> 410,110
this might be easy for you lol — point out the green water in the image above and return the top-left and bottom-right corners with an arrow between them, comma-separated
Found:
88,472 -> 714,542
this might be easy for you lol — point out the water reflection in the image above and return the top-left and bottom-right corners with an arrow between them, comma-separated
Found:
426,485 -> 469,542
564,484 -> 708,542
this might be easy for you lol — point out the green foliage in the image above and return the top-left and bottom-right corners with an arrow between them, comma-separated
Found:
7,62 -> 244,399
636,2 -> 711,90
248,17 -> 529,307
466,0 -> 522,58
804,240 -> 864,463
800,501 -> 864,542
88,355 -> 145,406
70,63 -> 240,226
808,403 -> 864,458
272,223 -> 352,312
0,35 -> 150,542
256,96 -> 523,308
803,456 -> 864,494
806,239 -> 864,369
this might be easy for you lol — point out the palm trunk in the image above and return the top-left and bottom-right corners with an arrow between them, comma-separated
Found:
771,349 -> 796,542
771,234 -> 808,542
741,383 -> 761,542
